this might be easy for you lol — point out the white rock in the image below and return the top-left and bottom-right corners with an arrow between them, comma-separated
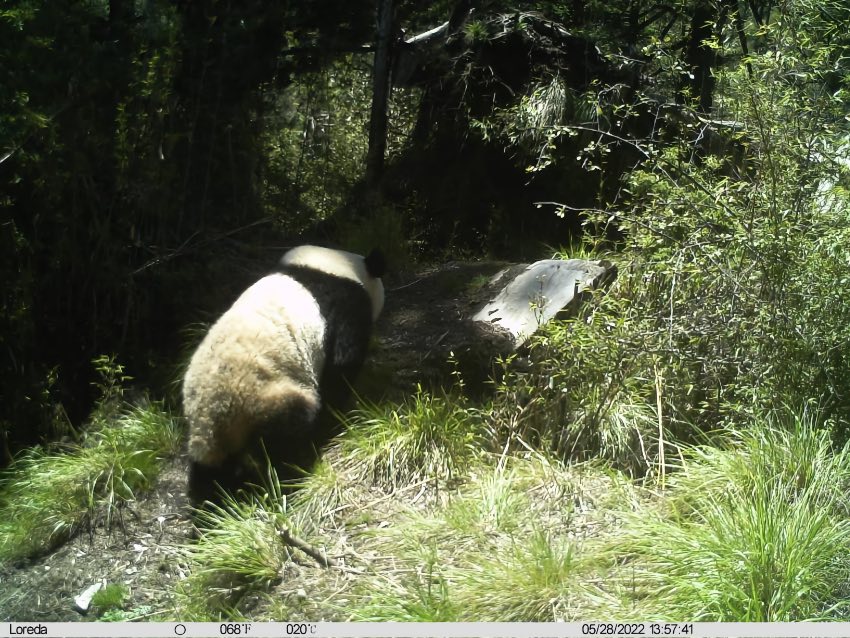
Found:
73,582 -> 103,614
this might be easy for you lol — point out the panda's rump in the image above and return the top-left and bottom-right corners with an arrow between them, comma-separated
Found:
183,275 -> 326,466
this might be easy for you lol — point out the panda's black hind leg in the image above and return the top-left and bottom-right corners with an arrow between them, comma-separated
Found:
187,458 -> 247,509
251,407 -> 334,487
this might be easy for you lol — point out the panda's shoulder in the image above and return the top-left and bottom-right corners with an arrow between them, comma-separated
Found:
277,264 -> 362,296
277,265 -> 371,320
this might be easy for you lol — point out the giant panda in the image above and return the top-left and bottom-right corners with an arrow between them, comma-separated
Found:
182,245 -> 386,504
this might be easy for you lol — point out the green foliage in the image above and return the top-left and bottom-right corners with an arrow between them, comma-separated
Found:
616,84 -> 850,425
610,411 -> 850,620
443,467 -> 528,536
177,479 -> 291,619
285,458 -> 347,530
484,331 -> 663,478
9,0 -> 850,622
89,354 -> 134,427
259,61 -> 371,233
91,583 -> 130,616
337,390 -> 486,490
100,604 -> 154,622
259,58 -> 419,235
665,409 -> 850,520
475,75 -> 590,174
514,4 -> 850,455
0,402 -> 181,563
462,20 -> 490,45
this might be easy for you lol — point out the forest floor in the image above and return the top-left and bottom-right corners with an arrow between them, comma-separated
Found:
0,260 -> 527,621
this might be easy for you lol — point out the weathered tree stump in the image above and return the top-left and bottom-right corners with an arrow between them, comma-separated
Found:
472,259 -> 616,348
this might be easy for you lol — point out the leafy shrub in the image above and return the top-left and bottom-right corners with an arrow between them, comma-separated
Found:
497,30 -> 850,475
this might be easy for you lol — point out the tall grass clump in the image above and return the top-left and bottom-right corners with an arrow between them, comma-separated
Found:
337,389 -> 486,490
176,477 -> 291,619
452,529 -> 579,621
610,410 -> 850,620
0,402 -> 181,562
666,408 -> 850,518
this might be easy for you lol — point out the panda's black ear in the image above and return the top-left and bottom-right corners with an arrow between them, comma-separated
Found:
364,248 -> 387,278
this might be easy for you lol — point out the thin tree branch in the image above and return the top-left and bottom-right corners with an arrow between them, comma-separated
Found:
279,528 -> 364,574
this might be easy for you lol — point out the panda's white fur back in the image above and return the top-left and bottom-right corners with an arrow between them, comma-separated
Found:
184,274 -> 325,466
281,245 -> 384,320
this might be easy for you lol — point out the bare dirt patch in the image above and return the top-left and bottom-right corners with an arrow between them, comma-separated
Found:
371,260 -> 521,398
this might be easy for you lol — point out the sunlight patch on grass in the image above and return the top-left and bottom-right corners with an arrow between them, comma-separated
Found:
344,454 -> 628,621
451,530 -> 579,621
443,465 -> 528,536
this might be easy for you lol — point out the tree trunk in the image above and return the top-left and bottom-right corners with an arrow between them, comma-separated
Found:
365,0 -> 395,189
680,2 -> 720,113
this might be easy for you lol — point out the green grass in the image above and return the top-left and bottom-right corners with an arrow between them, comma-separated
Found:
286,458 -> 350,531
175,473 -> 293,619
171,437 -> 632,621
443,465 -> 527,536
351,555 -> 459,621
91,583 -> 130,616
0,402 -> 182,563
170,396 -> 850,623
336,388 -> 487,490
450,529 -> 579,621
550,238 -> 616,262
665,409 -> 850,518
608,410 -> 850,620
343,453 -> 628,622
